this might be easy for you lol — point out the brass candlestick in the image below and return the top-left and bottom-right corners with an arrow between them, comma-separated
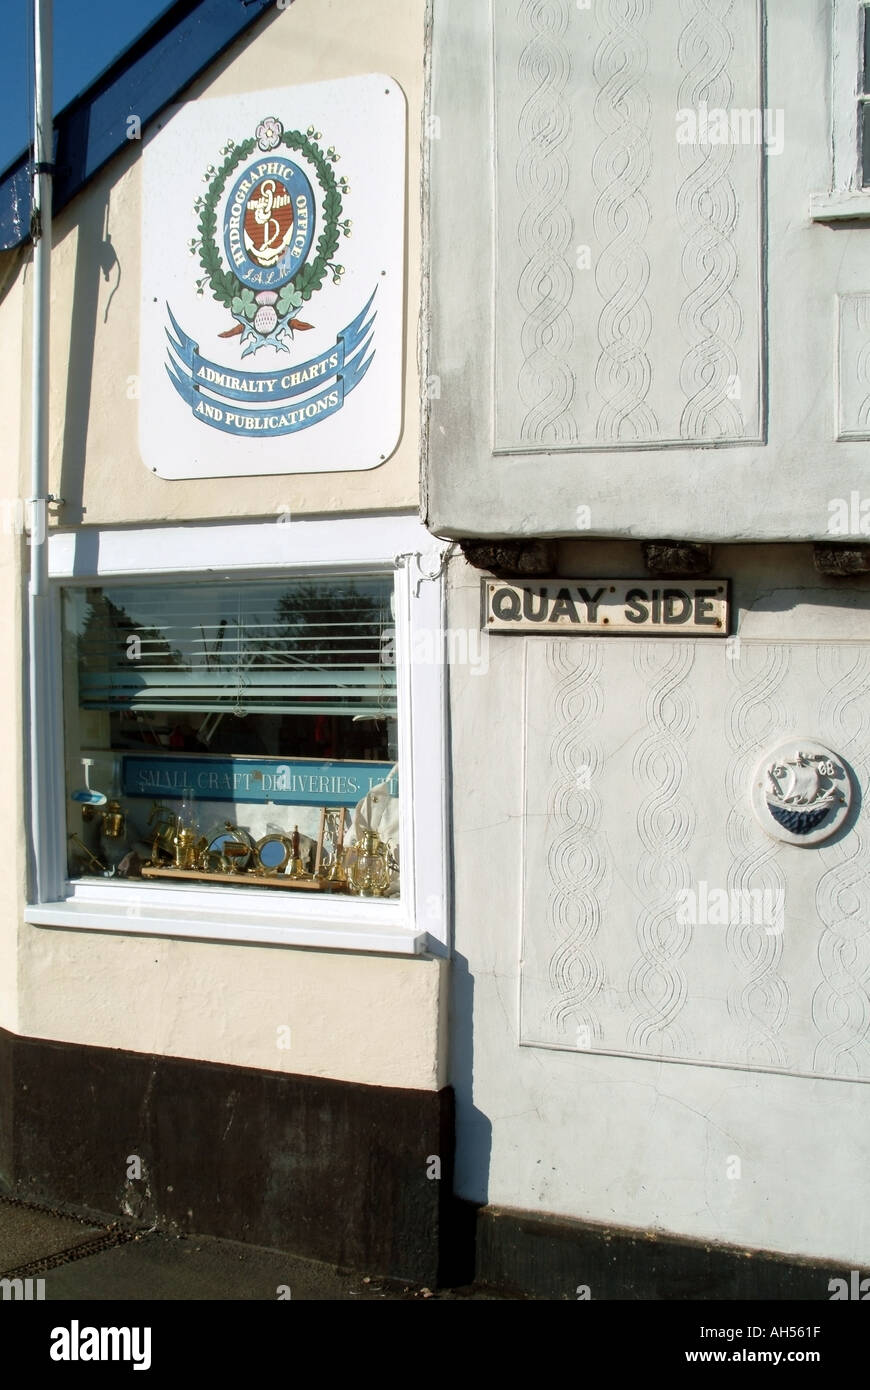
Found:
323,808 -> 349,886
287,824 -> 308,879
325,847 -> 348,886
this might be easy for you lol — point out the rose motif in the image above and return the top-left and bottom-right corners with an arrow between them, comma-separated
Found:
256,117 -> 283,151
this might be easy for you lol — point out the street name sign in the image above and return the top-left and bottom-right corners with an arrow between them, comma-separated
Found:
483,579 -> 729,636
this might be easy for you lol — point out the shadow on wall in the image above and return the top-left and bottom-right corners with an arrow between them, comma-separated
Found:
59,187 -> 122,527
449,950 -> 491,1211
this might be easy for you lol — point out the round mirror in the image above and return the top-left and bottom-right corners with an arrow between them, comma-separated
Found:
256,834 -> 291,873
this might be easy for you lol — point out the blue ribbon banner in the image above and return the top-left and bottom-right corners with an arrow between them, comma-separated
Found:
164,290 -> 376,436
123,755 -> 397,806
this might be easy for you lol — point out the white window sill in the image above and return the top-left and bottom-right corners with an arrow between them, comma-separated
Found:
810,190 -> 870,221
25,879 -> 426,955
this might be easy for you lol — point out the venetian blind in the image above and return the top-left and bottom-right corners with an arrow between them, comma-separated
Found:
69,577 -> 397,718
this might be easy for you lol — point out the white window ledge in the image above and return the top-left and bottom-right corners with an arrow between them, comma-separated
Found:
810,190 -> 870,221
25,885 -> 426,955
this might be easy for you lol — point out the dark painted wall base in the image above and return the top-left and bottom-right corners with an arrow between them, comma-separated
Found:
2,1025 -> 850,1297
473,1204 -> 849,1301
0,1026 -> 453,1286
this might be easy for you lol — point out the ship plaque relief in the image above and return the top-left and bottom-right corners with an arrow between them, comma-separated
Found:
750,740 -> 853,846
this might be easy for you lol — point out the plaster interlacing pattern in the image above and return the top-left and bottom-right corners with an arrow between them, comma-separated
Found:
592,0 -> 656,442
724,646 -> 789,1066
814,649 -> 870,1077
520,638 -> 870,1083
516,0 -> 578,445
676,0 -> 745,440
544,642 -> 609,1040
837,293 -> 870,439
627,644 -> 697,1053
855,300 -> 870,434
493,0 -> 762,450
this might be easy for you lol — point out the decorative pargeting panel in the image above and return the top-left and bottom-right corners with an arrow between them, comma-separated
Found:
493,0 -> 763,451
837,293 -> 870,440
520,639 -> 870,1081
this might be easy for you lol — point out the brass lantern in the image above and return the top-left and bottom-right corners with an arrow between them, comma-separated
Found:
346,830 -> 391,897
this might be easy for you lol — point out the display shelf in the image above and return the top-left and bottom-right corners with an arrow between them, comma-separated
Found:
141,866 -> 334,891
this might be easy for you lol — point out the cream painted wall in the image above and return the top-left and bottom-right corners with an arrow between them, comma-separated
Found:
19,928 -> 446,1091
42,0 -> 424,527
0,0 -> 444,1094
448,543 -> 870,1266
0,266 -> 27,1034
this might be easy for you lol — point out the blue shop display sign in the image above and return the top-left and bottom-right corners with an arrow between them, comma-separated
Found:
122,756 -> 396,805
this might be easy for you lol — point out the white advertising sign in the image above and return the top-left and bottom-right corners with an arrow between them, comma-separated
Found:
139,75 -> 405,478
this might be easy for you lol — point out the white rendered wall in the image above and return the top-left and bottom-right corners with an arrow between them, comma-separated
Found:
448,544 -> 870,1265
425,0 -> 870,541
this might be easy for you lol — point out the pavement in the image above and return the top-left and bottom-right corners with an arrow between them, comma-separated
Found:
0,1193 -> 518,1301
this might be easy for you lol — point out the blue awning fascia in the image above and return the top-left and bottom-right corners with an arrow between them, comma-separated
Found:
0,0 -> 277,251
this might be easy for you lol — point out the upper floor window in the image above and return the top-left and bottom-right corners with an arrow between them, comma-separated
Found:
810,1 -> 870,217
860,4 -> 870,183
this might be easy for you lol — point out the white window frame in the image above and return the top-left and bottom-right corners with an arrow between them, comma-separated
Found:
812,0 -> 870,218
25,513 -> 450,958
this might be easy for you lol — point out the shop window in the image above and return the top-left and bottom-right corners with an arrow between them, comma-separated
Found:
62,574 -> 400,899
30,516 -> 447,955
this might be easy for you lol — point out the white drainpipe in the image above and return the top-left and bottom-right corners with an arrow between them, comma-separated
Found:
28,0 -> 53,902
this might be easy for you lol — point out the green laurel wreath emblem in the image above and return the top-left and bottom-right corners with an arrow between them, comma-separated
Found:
189,124 -> 351,338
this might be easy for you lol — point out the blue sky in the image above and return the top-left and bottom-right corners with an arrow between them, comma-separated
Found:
0,0 -> 176,174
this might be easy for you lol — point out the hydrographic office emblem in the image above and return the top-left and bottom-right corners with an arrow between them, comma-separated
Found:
166,116 -> 375,437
